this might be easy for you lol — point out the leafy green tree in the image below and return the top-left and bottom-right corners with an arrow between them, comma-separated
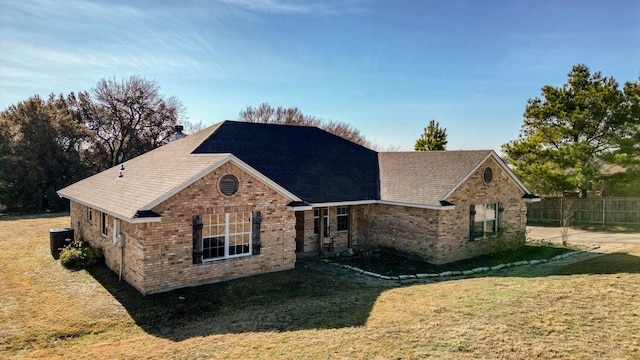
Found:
502,64 -> 637,197
414,120 -> 447,151
0,95 -> 91,211
84,76 -> 183,169
239,102 -> 371,147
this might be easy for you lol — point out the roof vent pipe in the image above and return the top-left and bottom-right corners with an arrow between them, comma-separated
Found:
170,124 -> 187,141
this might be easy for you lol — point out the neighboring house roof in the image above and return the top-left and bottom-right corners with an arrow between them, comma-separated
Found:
192,121 -> 380,203
59,121 -> 537,221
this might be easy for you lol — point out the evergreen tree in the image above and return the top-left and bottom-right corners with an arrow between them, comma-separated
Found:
415,120 -> 447,151
502,64 -> 638,197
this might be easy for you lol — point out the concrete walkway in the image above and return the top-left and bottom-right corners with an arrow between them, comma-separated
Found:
527,226 -> 640,258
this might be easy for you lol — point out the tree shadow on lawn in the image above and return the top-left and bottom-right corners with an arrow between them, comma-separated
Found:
85,246 -> 640,342
428,247 -> 640,279
509,250 -> 640,277
86,262 -> 387,342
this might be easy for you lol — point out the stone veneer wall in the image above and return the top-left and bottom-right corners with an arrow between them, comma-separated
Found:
70,161 -> 296,294
354,157 -> 528,264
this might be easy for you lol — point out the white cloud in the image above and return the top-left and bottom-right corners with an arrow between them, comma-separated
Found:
215,0 -> 365,15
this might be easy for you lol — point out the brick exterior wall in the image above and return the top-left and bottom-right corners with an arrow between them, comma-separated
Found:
69,156 -> 528,293
437,157 -> 528,262
352,157 -> 528,264
361,204 -> 441,262
299,207 -> 354,254
69,161 -> 296,294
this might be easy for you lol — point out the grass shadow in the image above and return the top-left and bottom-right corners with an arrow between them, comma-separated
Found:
86,262 -> 386,341
533,251 -> 640,276
85,243 -> 640,342
439,248 -> 640,279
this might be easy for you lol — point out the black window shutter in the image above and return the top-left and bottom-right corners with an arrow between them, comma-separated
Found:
252,210 -> 262,255
497,202 -> 503,232
193,214 -> 203,264
469,205 -> 475,241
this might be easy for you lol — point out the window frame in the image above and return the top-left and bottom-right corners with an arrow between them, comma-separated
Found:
313,208 -> 329,237
471,203 -> 498,240
336,206 -> 349,232
201,212 -> 252,261
100,212 -> 108,237
87,207 -> 93,222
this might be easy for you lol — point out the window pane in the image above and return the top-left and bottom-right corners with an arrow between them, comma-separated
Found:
201,211 -> 252,260
472,203 -> 498,239
475,204 -> 485,220
485,220 -> 497,235
314,215 -> 319,235
473,221 -> 484,239
203,236 -> 225,259
337,214 -> 348,232
228,234 -> 250,255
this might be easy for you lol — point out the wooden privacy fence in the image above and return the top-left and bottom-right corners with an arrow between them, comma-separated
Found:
527,197 -> 640,226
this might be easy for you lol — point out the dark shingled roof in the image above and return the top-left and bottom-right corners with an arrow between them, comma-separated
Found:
193,121 -> 380,203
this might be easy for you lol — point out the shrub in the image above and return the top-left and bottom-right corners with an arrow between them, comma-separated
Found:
59,239 -> 103,268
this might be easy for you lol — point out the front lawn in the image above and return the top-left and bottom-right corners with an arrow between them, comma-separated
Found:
2,215 -> 639,359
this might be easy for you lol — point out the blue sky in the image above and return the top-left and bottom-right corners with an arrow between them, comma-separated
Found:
1,0 -> 639,152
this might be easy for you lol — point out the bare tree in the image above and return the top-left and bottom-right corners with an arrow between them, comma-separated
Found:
84,76 -> 183,169
239,102 -> 370,147
370,142 -> 402,152
182,119 -> 206,134
560,198 -> 575,247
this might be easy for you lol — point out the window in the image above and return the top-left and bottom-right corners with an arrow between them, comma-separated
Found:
337,206 -> 349,232
101,212 -> 108,237
201,212 -> 251,260
219,174 -> 239,196
471,203 -> 498,240
87,207 -> 93,222
483,167 -> 493,184
313,208 -> 329,237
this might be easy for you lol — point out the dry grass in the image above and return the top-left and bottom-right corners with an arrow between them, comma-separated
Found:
2,215 -> 639,359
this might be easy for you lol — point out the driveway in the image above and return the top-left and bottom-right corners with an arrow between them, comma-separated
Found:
528,226 -> 640,244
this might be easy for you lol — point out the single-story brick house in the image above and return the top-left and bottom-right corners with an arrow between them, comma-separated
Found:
58,121 -> 539,294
